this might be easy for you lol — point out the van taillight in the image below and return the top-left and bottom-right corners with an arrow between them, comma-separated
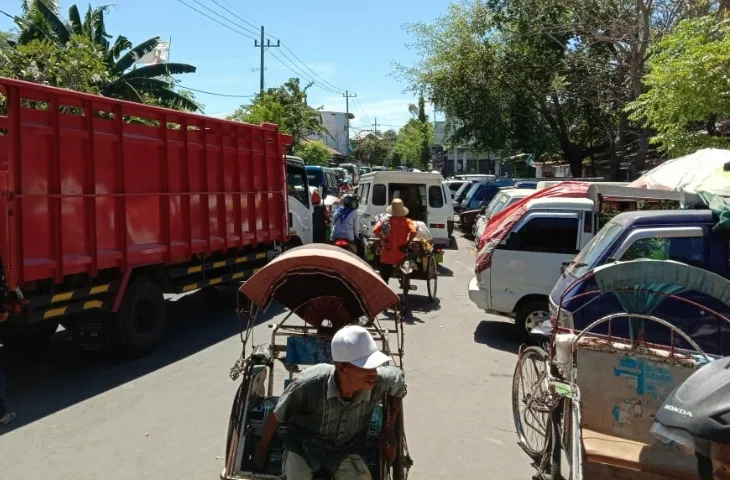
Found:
430,223 -> 445,229
584,212 -> 594,233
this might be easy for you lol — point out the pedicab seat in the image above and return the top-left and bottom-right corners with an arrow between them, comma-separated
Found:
575,338 -> 700,479
240,396 -> 384,479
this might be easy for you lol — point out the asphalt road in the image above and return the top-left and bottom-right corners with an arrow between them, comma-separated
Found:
0,234 -> 535,479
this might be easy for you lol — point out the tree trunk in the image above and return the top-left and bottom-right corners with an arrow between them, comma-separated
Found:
565,145 -> 585,178
611,113 -> 629,181
632,128 -> 651,179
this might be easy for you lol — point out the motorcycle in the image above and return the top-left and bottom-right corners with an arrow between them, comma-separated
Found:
652,357 -> 730,479
333,238 -> 358,255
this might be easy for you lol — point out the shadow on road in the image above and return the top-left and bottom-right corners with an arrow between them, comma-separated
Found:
473,320 -> 522,355
446,236 -> 460,250
437,265 -> 455,277
0,286 -> 283,433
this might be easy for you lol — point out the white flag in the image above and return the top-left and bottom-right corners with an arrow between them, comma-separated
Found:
136,42 -> 171,66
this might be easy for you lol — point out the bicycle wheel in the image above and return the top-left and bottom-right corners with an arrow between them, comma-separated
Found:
511,346 -> 551,460
400,273 -> 411,314
426,256 -> 438,301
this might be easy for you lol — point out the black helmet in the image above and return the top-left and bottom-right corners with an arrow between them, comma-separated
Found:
343,194 -> 359,210
653,357 -> 730,458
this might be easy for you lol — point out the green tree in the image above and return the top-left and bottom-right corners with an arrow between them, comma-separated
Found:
628,15 -> 730,156
395,119 -> 435,167
14,0 -> 199,111
0,35 -> 111,93
228,78 -> 326,153
354,136 -> 390,166
294,140 -> 332,166
417,94 -> 431,168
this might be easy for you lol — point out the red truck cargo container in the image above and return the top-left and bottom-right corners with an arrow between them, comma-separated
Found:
0,78 -> 292,354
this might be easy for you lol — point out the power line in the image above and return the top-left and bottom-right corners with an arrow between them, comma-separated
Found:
194,0 -> 346,94
178,85 -> 255,98
187,0 -> 258,40
278,44 -> 345,93
207,0 -> 261,36
174,0 -> 257,41
268,49 -> 343,95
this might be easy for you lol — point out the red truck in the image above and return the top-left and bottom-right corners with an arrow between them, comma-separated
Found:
0,77 -> 305,355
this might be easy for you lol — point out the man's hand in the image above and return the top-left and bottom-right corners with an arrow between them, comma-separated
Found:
378,426 -> 397,465
0,312 -> 8,323
252,444 -> 269,472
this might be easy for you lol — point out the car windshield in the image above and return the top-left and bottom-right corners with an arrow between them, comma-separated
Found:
464,183 -> 482,202
489,193 -> 511,216
565,220 -> 625,277
455,182 -> 472,199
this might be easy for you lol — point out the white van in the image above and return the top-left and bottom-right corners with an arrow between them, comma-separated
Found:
468,197 -> 595,338
286,156 -> 314,246
356,171 -> 451,247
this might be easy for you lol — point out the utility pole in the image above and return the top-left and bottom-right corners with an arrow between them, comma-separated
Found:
254,26 -> 280,94
373,118 -> 378,134
342,90 -> 356,155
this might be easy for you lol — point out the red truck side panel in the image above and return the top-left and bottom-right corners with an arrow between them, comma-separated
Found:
0,78 -> 290,288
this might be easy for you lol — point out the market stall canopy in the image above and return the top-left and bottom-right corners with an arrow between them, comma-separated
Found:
239,244 -> 399,322
629,148 -> 730,193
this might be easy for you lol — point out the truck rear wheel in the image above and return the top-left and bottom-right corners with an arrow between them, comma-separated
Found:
114,278 -> 166,357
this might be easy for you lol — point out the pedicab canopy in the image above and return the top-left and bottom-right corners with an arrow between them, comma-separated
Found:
475,181 -> 591,274
239,244 -> 400,325
570,259 -> 730,316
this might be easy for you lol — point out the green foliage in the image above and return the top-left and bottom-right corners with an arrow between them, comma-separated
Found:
628,15 -> 730,156
0,35 -> 111,93
395,119 -> 435,167
228,78 -> 326,152
353,136 -> 391,166
12,0 -> 200,111
294,140 -> 332,166
399,0 -> 711,176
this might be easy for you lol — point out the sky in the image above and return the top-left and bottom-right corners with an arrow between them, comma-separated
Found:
0,0 -> 446,135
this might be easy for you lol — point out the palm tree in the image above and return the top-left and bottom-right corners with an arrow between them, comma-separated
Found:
15,0 -> 199,111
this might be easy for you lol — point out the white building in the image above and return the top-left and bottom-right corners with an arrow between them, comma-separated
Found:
308,111 -> 354,156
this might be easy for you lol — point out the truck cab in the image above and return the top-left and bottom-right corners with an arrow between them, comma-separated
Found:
286,156 -> 314,246
550,210 -> 730,356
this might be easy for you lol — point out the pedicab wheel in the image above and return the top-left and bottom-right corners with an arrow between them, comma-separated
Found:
392,413 -> 411,480
512,346 -> 551,460
400,274 -> 411,315
425,256 -> 438,302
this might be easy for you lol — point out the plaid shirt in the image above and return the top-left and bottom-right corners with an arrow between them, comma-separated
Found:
273,363 -> 406,472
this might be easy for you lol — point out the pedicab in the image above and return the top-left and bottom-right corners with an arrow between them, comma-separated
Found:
221,244 -> 412,480
511,259 -> 730,480
367,220 -> 442,309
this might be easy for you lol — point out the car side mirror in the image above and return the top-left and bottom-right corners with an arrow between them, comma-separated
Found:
479,206 -> 488,215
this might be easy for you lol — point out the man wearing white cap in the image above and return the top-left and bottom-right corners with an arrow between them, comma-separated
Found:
253,325 -> 406,479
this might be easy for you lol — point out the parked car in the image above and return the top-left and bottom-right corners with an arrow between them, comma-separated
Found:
459,180 -> 534,233
468,182 -> 681,339
550,209 -> 730,356
473,188 -> 533,243
444,180 -> 470,200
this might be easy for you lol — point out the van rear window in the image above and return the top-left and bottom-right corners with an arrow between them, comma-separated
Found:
429,186 -> 444,208
372,184 -> 387,206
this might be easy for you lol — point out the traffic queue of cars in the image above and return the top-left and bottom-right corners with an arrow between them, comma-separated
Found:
465,180 -> 730,357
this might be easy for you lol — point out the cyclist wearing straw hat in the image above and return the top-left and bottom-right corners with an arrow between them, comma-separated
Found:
373,198 -> 417,283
